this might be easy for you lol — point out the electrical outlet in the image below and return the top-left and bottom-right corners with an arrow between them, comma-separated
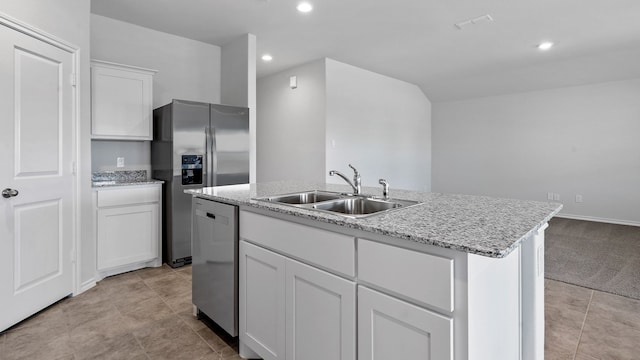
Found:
553,193 -> 560,201
116,157 -> 125,168
547,192 -> 554,200
575,195 -> 583,203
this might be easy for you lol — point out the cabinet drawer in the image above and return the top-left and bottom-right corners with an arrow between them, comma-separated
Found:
240,211 -> 355,277
96,185 -> 160,208
358,238 -> 454,312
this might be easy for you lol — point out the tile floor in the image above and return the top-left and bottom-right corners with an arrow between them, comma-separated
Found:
1,264 -> 639,359
0,265 -> 240,360
545,279 -> 640,360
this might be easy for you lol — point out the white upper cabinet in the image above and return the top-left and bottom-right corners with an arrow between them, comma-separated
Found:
91,60 -> 157,140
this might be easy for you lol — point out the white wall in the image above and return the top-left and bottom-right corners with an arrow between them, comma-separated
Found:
257,59 -> 327,182
221,34 -> 257,182
432,78 -> 640,225
1,0 -> 93,288
325,59 -> 432,192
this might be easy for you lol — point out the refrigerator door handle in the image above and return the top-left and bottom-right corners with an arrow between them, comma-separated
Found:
206,126 -> 213,186
211,127 -> 217,186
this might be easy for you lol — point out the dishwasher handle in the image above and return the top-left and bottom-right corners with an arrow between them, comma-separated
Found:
194,207 -> 229,225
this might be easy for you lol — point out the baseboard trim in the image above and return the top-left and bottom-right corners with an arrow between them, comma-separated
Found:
77,278 -> 96,295
95,260 -> 161,283
557,213 -> 640,227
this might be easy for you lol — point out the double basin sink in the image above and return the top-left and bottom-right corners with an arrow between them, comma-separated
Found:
254,190 -> 420,218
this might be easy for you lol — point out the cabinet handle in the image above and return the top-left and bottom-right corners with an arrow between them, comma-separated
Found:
206,213 -> 216,219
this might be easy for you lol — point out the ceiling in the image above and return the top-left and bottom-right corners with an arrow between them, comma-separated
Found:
91,0 -> 640,102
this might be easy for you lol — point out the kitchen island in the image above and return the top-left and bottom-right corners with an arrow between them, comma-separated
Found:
186,181 -> 562,360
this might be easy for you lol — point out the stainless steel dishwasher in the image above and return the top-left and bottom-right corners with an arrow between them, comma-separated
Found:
192,197 -> 238,336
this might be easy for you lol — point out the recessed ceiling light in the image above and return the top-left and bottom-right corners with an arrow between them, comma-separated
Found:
261,54 -> 273,61
537,42 -> 554,51
297,2 -> 313,13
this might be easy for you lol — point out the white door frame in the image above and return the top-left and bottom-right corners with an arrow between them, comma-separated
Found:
0,12 -> 81,295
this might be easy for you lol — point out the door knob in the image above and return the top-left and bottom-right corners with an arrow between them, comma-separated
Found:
2,188 -> 19,198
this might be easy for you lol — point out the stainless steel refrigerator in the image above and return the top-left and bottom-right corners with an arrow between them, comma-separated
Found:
151,100 -> 249,268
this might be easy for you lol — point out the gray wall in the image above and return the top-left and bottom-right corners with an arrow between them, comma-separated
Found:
91,141 -> 151,174
257,59 -> 327,182
90,14 -> 223,174
256,58 -> 432,192
91,14 -> 221,108
2,0 -> 94,288
325,59 -> 431,191
221,34 -> 257,182
432,78 -> 640,225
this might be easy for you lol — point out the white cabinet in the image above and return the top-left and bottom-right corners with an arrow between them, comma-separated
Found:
285,258 -> 356,360
239,238 -> 356,360
358,286 -> 453,360
239,240 -> 286,360
358,238 -> 454,360
239,211 -> 355,277
95,184 -> 162,278
358,238 -> 454,311
237,210 -> 526,360
91,60 -> 156,140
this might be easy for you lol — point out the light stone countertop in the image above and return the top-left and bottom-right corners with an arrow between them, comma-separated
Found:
91,170 -> 163,188
185,181 -> 562,258
91,179 -> 164,188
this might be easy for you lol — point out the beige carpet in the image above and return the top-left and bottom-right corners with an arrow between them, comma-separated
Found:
545,217 -> 640,300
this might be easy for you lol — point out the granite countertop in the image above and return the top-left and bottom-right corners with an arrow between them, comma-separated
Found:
185,181 -> 562,258
92,170 -> 164,188
92,179 -> 164,187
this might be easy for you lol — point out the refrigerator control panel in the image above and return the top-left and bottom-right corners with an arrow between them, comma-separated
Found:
182,155 -> 203,185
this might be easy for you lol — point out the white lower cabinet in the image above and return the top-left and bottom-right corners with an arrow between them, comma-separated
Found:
238,210 -> 532,360
97,203 -> 158,269
358,286 -> 453,360
95,185 -> 161,278
240,240 -> 286,360
240,240 -> 356,360
286,258 -> 356,360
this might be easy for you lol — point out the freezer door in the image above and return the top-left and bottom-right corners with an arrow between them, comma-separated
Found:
192,198 -> 238,336
170,100 -> 210,264
209,104 -> 250,186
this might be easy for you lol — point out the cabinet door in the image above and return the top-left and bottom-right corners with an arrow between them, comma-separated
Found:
285,258 -> 355,360
91,62 -> 154,140
97,203 -> 158,270
358,286 -> 453,360
239,241 -> 286,360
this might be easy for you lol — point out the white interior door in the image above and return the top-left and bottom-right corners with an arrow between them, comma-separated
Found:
0,22 -> 75,332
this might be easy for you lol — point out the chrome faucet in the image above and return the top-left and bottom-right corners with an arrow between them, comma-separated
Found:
378,179 -> 389,200
329,164 -> 361,195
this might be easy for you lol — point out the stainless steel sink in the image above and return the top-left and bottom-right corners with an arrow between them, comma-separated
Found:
258,190 -> 344,205
312,197 -> 419,217
254,190 -> 420,218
